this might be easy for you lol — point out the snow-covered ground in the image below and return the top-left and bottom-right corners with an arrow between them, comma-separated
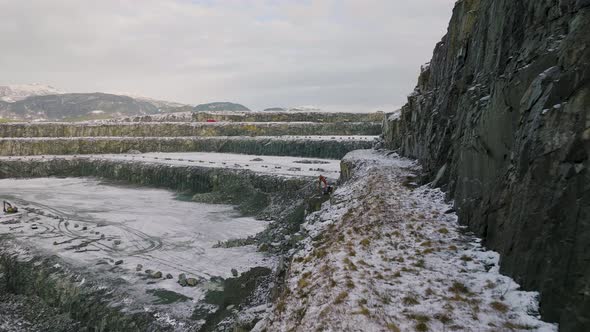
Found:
255,150 -> 557,332
0,152 -> 342,179
0,178 -> 273,324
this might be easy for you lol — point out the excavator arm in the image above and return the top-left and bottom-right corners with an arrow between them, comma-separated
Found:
3,201 -> 17,214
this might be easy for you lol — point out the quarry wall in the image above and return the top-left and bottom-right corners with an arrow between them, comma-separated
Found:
383,0 -> 590,330
121,111 -> 384,123
0,136 -> 374,159
0,122 -> 381,138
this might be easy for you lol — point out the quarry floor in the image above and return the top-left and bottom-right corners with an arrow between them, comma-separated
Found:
255,150 -> 558,332
0,177 -> 274,329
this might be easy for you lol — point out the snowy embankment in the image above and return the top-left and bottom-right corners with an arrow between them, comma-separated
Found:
255,150 -> 557,332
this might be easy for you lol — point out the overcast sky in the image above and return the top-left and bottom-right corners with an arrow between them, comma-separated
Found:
0,0 -> 455,111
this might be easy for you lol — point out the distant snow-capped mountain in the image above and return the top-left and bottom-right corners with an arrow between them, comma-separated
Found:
110,91 -> 187,109
0,83 -> 64,102
0,85 -> 192,121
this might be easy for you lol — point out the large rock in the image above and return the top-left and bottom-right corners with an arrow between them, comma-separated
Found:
178,273 -> 187,287
384,1 -> 590,330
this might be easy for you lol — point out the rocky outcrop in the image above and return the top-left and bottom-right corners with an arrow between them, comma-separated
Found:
0,251 -> 162,331
0,122 -> 381,138
0,136 -> 374,159
384,0 -> 590,330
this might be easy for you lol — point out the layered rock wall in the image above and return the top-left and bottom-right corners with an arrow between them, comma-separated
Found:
384,0 -> 590,330
0,157 -> 307,198
192,111 -> 383,123
0,122 -> 381,138
0,252 -> 158,332
0,137 -> 374,159
122,111 -> 383,123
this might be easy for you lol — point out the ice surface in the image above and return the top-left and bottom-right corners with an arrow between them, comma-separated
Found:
0,177 -> 274,320
1,151 -> 342,179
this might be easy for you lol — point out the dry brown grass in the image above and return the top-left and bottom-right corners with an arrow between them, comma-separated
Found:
387,323 -> 401,332
490,301 -> 509,313
460,254 -> 473,262
449,282 -> 470,294
402,295 -> 420,306
334,291 -> 348,304
346,279 -> 356,289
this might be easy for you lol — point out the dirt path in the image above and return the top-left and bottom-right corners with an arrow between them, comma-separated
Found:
255,150 -> 556,332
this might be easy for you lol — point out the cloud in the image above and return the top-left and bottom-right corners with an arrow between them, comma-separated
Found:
0,0 -> 455,111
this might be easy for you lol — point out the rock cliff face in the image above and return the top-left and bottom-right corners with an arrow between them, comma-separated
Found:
384,0 -> 590,330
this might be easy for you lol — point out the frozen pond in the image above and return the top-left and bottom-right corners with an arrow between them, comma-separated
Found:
0,177 -> 272,320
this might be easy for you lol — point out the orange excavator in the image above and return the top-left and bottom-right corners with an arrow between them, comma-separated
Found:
319,175 -> 333,195
3,201 -> 18,214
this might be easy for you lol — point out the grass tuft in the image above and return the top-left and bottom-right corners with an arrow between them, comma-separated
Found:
460,255 -> 473,262
334,291 -> 348,304
415,322 -> 429,332
449,282 -> 470,294
402,295 -> 420,306
387,323 -> 401,332
360,238 -> 371,247
490,301 -> 509,313
345,279 -> 355,289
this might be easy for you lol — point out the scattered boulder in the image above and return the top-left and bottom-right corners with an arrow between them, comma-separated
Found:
186,278 -> 199,287
258,243 -> 269,252
231,268 -> 238,277
166,273 -> 173,279
114,240 -> 122,245
149,271 -> 163,279
114,260 -> 123,265
136,264 -> 143,271
178,273 -> 187,287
